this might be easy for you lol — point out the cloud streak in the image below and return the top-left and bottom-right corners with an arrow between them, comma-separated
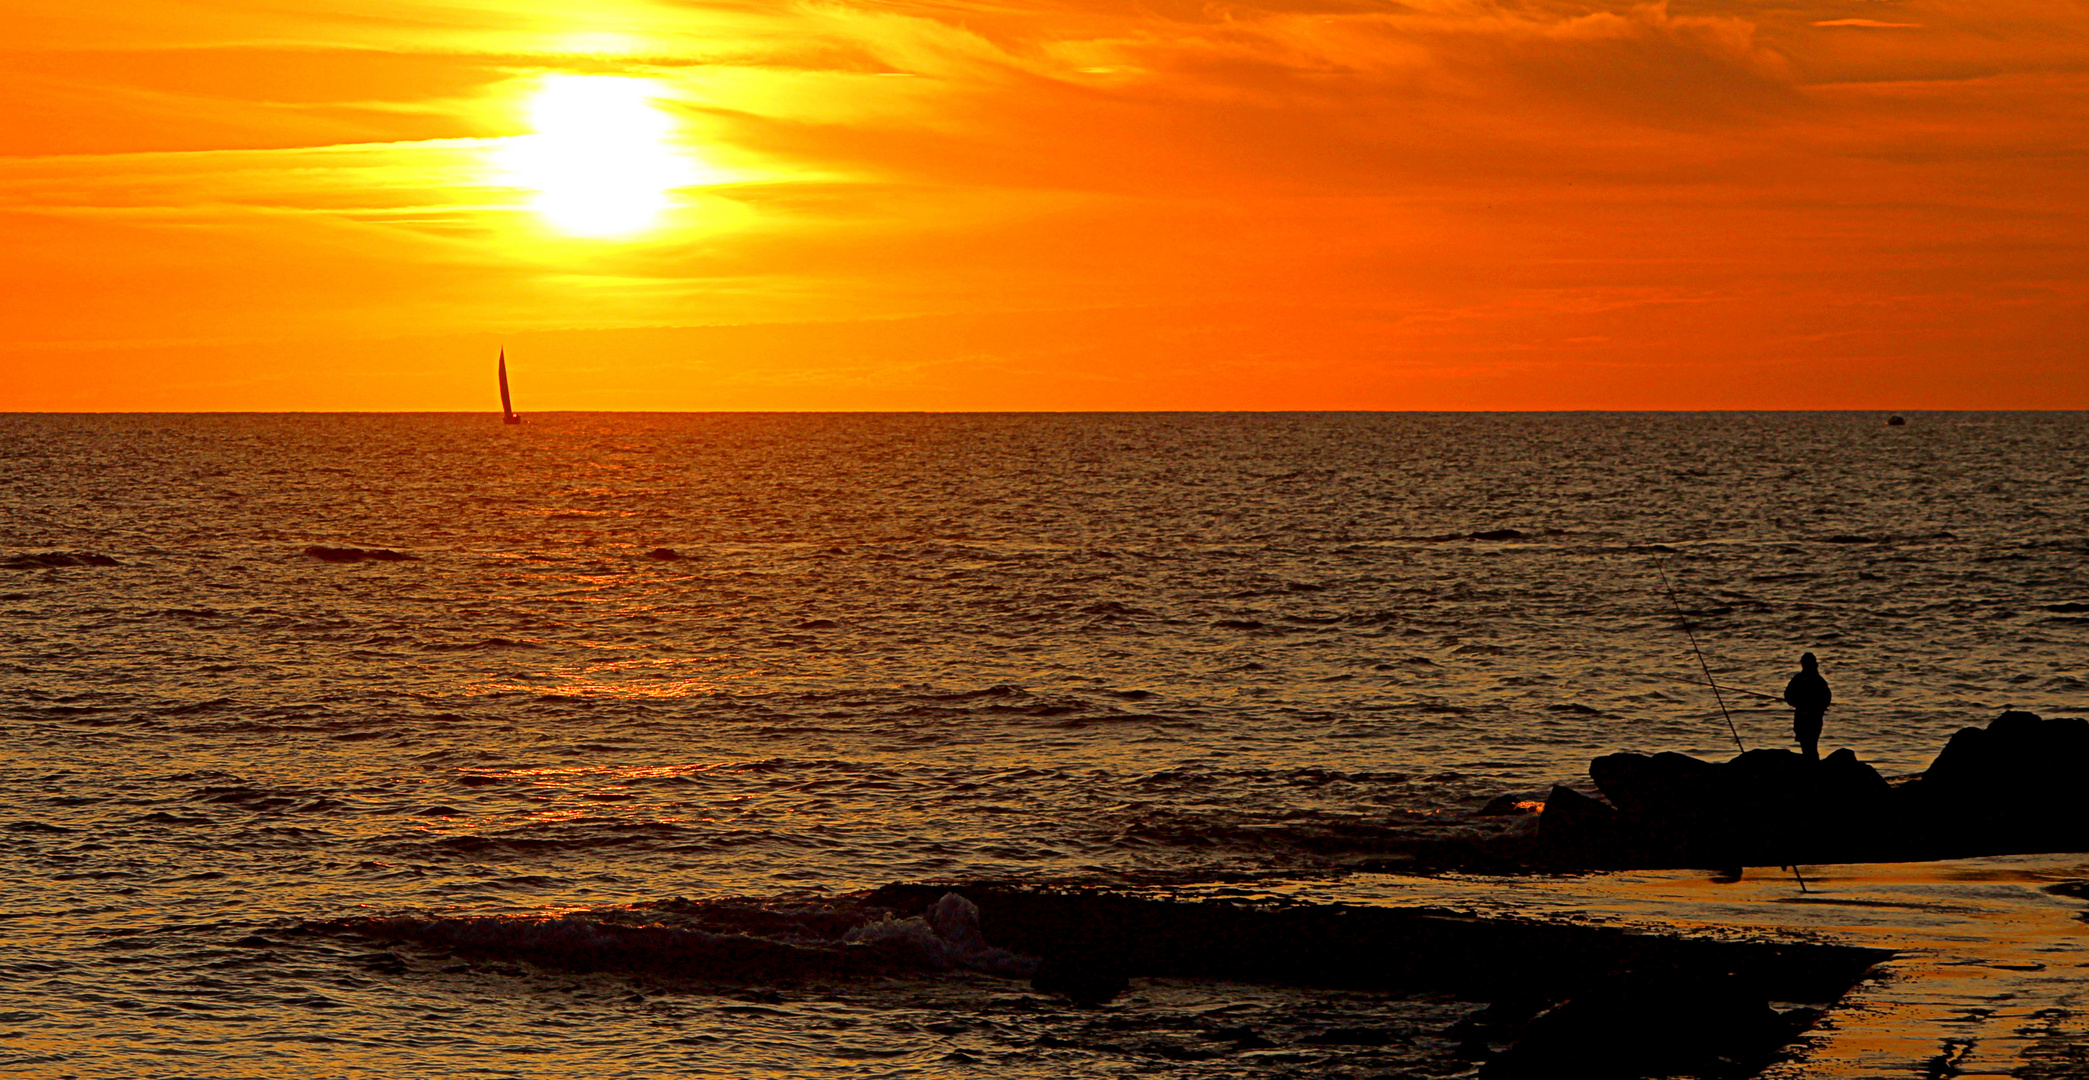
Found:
2,0 -> 2087,408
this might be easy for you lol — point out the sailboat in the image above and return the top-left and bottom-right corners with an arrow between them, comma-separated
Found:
498,349 -> 522,425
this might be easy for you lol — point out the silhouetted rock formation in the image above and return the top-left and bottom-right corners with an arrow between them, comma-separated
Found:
303,545 -> 417,563
1480,971 -> 1818,1080
871,884 -> 1884,1076
1901,710 -> 2089,852
3,552 -> 118,569
1534,784 -> 1620,864
1534,711 -> 2089,868
645,548 -> 685,560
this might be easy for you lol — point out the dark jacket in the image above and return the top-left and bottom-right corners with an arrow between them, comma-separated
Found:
1784,670 -> 1831,714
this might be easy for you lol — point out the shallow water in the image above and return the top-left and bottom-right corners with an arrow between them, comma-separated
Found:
1217,855 -> 2089,1078
3,411 -> 2086,1076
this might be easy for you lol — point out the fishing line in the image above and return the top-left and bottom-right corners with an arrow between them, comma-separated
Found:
1627,669 -> 1786,703
1653,555 -> 1745,753
1651,554 -> 1808,894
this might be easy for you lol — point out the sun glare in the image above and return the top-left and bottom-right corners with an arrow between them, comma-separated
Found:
499,75 -> 694,238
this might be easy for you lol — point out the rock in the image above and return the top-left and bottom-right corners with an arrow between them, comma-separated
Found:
866,882 -> 1887,1054
646,548 -> 684,560
304,545 -> 416,563
1587,751 -> 1734,863
1720,750 -> 1815,835
1527,710 -> 2089,870
1903,711 -> 2089,853
3,552 -> 119,569
1925,711 -> 2089,796
1536,785 -> 1619,862
1818,748 -> 1891,803
1538,785 -> 1613,826
1590,751 -> 1720,818
1448,995 -> 1554,1050
1478,794 -> 1541,816
1576,744 -> 1920,867
1481,971 -> 1806,1080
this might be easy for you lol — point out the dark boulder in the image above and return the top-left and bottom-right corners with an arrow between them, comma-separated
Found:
865,882 -> 1884,1075
1478,794 -> 1542,816
1923,711 -> 2088,797
4,552 -> 119,569
1724,747 -> 1812,791
1530,711 -> 2089,870
1447,995 -> 1556,1058
1566,747 -> 1902,868
1481,971 -> 1810,1080
304,545 -> 416,563
1901,711 -> 2089,854
1536,785 -> 1620,862
1816,748 -> 1892,820
1819,747 -> 1891,800
1720,749 -> 1818,851
1589,751 -> 1720,818
1585,745 -> 1905,866
646,548 -> 685,561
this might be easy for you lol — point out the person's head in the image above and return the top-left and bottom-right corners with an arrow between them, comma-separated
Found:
1800,652 -> 1818,669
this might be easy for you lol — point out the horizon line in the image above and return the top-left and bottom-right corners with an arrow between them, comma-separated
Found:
0,408 -> 2066,417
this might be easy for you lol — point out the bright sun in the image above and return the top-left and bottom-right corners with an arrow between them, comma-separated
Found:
498,75 -> 693,238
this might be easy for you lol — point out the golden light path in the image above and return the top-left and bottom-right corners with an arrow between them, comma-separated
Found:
497,74 -> 699,238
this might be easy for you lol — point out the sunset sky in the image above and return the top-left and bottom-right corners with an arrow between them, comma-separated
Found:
4,0 -> 2085,410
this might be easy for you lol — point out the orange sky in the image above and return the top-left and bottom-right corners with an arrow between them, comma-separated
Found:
2,0 -> 2084,410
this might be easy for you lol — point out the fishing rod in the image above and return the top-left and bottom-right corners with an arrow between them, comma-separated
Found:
1653,556 -> 1745,753
1651,555 -> 1808,894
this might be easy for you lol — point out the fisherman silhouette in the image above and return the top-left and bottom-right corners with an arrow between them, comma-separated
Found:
1783,652 -> 1832,761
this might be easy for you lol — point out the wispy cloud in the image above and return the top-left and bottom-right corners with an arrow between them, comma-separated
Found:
3,0 -> 2087,408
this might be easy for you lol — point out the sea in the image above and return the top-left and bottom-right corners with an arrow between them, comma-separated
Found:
3,411 -> 2086,1078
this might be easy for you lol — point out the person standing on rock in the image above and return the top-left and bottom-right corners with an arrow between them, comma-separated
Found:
1784,652 -> 1832,760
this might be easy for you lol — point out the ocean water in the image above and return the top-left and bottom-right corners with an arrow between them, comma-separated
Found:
2,411 -> 2086,1077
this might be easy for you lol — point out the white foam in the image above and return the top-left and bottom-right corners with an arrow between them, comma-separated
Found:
843,892 -> 1037,977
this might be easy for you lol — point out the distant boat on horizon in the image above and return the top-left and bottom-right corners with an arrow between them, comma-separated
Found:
498,349 -> 522,425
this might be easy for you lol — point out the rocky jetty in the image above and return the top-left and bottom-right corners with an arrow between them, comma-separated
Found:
1536,711 -> 2089,869
871,885 -> 1885,1079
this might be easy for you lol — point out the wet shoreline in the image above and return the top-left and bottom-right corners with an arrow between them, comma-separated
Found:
297,853 -> 2089,1078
